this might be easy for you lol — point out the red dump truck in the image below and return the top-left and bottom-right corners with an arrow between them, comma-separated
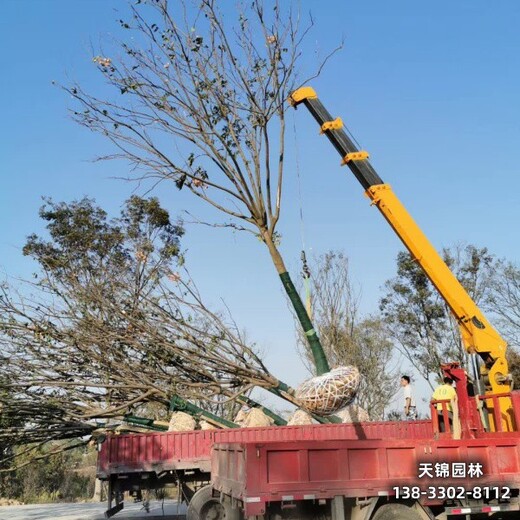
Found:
211,419 -> 520,519
99,409 -> 520,520
98,369 -> 520,519
97,89 -> 520,518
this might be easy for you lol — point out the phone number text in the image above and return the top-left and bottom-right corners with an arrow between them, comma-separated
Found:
393,486 -> 511,501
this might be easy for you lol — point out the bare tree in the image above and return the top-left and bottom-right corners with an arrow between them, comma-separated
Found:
296,251 -> 397,420
486,260 -> 520,349
0,197 -> 303,466
484,259 -> 520,387
64,0 -> 341,375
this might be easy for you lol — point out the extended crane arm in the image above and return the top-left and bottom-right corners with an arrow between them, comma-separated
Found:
289,87 -> 510,400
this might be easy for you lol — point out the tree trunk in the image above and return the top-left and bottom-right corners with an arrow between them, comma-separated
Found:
262,231 -> 330,375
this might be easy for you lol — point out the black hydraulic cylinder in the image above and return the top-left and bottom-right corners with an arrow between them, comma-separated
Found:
299,97 -> 383,190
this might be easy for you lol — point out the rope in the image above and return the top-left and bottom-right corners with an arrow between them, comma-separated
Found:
345,123 -> 364,151
292,112 -> 312,319
293,112 -> 307,253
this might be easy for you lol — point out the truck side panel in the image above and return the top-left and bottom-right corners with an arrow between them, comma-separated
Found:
97,420 -> 434,478
212,438 -> 520,517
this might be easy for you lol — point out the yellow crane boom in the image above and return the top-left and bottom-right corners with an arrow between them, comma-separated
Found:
289,86 -> 513,430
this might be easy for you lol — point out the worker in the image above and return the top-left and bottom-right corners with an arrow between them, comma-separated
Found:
432,377 -> 458,432
400,375 -> 417,420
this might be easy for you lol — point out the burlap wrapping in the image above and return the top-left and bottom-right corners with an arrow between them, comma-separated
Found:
287,409 -> 314,425
295,366 -> 360,416
234,407 -> 274,428
234,407 -> 248,425
199,420 -> 217,430
168,411 -> 196,432
335,404 -> 369,423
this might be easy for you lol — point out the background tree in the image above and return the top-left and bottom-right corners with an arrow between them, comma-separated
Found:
297,251 -> 396,420
0,196 -> 297,465
0,442 -> 96,504
507,350 -> 520,389
0,380 -> 24,497
485,259 -> 520,387
65,0 -> 341,375
486,260 -> 520,349
380,244 -> 498,388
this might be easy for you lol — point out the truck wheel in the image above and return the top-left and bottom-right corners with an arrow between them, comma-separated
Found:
371,503 -> 424,520
187,485 -> 229,520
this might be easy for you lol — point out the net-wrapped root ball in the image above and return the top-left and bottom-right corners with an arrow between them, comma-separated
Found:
295,366 -> 360,416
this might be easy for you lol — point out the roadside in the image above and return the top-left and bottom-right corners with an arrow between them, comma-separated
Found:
0,499 -> 186,520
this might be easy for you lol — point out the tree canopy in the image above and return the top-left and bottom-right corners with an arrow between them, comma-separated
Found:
65,0 -> 341,376
0,196 -> 283,461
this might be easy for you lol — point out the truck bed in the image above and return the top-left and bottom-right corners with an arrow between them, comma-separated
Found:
97,420 -> 433,478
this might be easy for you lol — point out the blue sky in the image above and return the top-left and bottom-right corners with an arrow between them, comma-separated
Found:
2,0 -> 520,415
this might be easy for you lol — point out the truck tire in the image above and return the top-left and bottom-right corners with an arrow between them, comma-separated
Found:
371,503 -> 424,520
187,485 -> 231,520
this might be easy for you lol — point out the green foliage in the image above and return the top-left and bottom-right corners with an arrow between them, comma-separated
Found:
121,196 -> 184,260
0,381 -> 23,496
1,444 -> 96,503
23,195 -> 183,284
0,195 -> 185,451
1,189 -> 273,458
24,199 -> 124,274
507,349 -> 520,389
380,251 -> 448,380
